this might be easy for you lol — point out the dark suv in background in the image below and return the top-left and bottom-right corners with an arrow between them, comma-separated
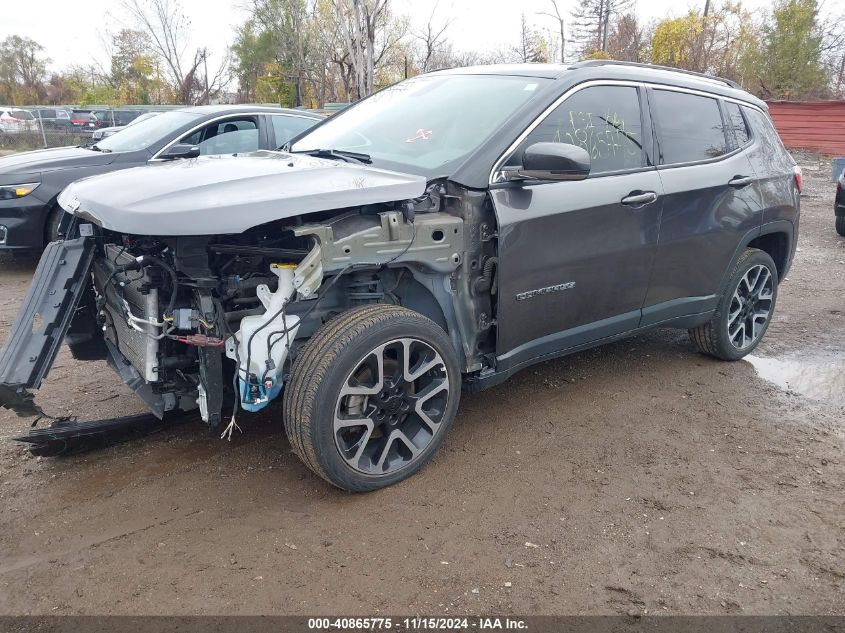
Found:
27,108 -> 73,130
0,62 -> 800,491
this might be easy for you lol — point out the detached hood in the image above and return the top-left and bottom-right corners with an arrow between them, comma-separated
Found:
58,151 -> 427,236
0,146 -> 116,182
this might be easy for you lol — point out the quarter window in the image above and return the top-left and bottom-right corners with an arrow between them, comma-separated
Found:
653,90 -> 727,164
511,85 -> 645,174
271,114 -> 317,148
724,102 -> 750,148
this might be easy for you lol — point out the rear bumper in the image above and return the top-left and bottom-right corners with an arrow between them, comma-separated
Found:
0,196 -> 49,250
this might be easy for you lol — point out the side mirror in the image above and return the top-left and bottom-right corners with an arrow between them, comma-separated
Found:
160,143 -> 200,160
503,142 -> 591,182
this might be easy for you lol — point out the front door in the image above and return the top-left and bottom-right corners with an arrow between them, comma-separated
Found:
491,83 -> 662,370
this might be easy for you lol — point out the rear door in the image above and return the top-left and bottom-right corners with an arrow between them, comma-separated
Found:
642,88 -> 764,326
492,82 -> 663,368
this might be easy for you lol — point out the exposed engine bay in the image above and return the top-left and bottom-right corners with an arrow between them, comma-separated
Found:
14,181 -> 499,436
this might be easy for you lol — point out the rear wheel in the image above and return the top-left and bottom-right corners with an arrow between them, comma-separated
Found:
836,216 -> 845,237
282,304 -> 461,491
689,248 -> 778,360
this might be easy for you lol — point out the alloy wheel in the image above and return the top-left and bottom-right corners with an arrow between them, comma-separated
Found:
727,264 -> 774,350
334,338 -> 450,475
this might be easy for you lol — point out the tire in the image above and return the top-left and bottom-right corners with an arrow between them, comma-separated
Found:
836,216 -> 845,237
282,304 -> 461,491
44,206 -> 65,244
688,248 -> 779,361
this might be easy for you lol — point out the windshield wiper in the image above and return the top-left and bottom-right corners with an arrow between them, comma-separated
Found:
78,143 -> 111,153
292,148 -> 371,164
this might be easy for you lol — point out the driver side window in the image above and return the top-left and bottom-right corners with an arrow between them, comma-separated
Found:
508,85 -> 645,175
181,117 -> 259,156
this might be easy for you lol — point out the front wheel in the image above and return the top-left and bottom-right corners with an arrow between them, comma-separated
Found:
282,304 -> 461,491
689,248 -> 779,360
44,206 -> 65,244
836,216 -> 845,237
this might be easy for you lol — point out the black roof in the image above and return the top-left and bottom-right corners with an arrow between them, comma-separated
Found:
174,104 -> 324,118
433,60 -> 765,109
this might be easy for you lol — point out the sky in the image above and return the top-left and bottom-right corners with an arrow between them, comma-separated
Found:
2,0 -> 778,74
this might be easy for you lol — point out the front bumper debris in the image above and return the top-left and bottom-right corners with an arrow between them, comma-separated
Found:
0,237 -> 95,416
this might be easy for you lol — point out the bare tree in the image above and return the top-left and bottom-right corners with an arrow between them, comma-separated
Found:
331,0 -> 391,98
569,0 -> 632,57
119,0 -> 228,104
512,13 -> 549,63
412,3 -> 453,73
537,0 -> 566,63
607,13 -> 646,62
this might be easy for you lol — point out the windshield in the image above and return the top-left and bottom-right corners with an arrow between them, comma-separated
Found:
291,74 -> 550,175
128,112 -> 160,127
95,110 -> 197,152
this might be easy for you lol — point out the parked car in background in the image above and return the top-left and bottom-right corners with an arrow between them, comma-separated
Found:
69,111 -> 97,130
0,105 -> 323,251
91,111 -> 163,141
0,108 -> 38,134
0,62 -> 800,491
28,108 -> 73,130
91,109 -> 142,128
836,166 -> 845,236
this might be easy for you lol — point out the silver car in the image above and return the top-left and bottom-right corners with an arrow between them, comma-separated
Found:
0,108 -> 38,134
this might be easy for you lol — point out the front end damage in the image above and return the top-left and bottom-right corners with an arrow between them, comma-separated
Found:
0,173 -> 499,444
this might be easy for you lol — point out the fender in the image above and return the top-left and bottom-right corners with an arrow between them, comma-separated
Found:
716,220 -> 795,297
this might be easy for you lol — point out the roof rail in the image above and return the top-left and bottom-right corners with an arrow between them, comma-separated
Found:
568,60 -> 741,89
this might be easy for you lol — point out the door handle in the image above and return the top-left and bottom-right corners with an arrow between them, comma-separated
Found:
621,191 -> 658,206
729,176 -> 753,188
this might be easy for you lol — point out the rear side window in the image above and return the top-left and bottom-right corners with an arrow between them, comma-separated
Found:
512,85 -> 645,174
653,90 -> 727,164
743,107 -> 786,152
724,102 -> 750,148
10,109 -> 34,120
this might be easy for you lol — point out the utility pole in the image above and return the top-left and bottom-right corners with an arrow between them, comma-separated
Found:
703,0 -> 711,17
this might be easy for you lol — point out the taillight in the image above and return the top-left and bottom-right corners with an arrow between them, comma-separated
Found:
793,166 -> 802,193
71,119 -> 85,124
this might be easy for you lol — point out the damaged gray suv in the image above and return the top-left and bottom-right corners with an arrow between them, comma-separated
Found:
0,61 -> 800,491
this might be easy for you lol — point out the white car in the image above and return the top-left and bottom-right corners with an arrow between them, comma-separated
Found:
0,108 -> 38,134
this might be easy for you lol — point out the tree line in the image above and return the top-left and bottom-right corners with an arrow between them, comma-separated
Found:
0,0 -> 842,108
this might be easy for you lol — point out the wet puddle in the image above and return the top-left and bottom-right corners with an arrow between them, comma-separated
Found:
746,354 -> 845,406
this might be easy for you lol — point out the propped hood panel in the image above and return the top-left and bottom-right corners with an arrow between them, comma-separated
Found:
58,151 -> 427,236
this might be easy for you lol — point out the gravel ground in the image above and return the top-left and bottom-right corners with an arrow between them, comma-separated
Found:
0,152 -> 842,615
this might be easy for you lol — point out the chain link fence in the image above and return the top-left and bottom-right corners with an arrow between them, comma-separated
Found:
0,129 -> 93,151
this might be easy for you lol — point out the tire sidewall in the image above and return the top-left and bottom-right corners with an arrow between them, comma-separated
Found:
308,314 -> 461,491
714,250 -> 779,360
45,206 -> 64,244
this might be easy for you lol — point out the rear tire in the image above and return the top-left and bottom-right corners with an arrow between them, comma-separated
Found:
836,216 -> 845,237
282,304 -> 461,491
688,248 -> 778,361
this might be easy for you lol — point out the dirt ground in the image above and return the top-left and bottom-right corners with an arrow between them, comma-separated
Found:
0,153 -> 842,616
